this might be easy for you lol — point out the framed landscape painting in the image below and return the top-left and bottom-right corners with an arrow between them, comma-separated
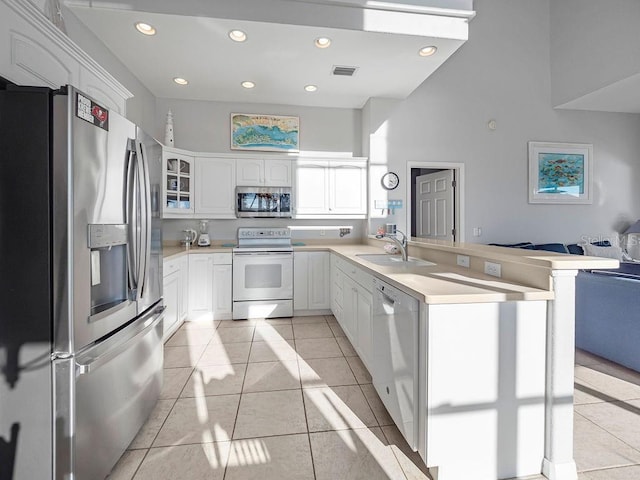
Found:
231,113 -> 299,152
528,141 -> 593,204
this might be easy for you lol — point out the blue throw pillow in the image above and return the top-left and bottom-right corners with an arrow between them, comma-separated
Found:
567,244 -> 584,255
533,243 -> 570,254
567,241 -> 612,255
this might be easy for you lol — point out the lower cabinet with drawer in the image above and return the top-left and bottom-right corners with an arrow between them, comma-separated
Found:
188,252 -> 233,320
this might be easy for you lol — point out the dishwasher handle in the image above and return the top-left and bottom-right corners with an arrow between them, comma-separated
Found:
380,290 -> 396,307
376,282 -> 397,303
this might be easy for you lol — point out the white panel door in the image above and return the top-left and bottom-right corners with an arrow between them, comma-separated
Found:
293,252 -> 309,310
188,255 -> 213,315
195,157 -> 236,217
294,161 -> 330,215
264,159 -> 292,186
212,264 -> 232,319
236,159 -> 263,185
5,30 -> 76,89
416,170 -> 455,241
329,162 -> 367,214
308,252 -> 331,310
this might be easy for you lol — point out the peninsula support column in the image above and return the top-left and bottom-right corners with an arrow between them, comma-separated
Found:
542,270 -> 578,480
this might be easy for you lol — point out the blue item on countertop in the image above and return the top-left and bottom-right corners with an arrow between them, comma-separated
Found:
292,242 -> 306,246
221,243 -> 236,248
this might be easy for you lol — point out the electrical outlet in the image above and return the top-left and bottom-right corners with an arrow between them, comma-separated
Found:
319,230 -> 326,236
456,255 -> 470,268
484,261 -> 502,277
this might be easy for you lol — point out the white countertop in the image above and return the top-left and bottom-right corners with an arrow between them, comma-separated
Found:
322,244 -> 555,304
163,242 -> 584,304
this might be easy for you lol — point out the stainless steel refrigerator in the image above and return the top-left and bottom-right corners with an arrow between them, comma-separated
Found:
0,84 -> 164,479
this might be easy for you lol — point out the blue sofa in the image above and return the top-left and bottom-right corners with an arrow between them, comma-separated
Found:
490,241 -> 640,372
575,264 -> 640,372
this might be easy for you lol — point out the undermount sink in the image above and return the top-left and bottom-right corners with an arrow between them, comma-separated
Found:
355,254 -> 436,267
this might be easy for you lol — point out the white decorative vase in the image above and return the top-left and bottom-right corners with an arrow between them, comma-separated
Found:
164,109 -> 175,147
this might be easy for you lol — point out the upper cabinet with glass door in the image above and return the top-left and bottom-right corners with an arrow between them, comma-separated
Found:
163,149 -> 195,216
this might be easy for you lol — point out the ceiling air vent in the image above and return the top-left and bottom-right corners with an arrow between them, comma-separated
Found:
332,65 -> 358,76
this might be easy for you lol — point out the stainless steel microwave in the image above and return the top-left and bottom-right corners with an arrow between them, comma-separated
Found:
236,186 -> 292,218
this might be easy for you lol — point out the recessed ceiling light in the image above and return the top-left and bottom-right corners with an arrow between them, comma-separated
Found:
315,37 -> 331,48
173,77 -> 189,85
241,81 -> 255,89
418,46 -> 437,57
229,30 -> 247,42
304,85 -> 318,92
135,22 -> 156,36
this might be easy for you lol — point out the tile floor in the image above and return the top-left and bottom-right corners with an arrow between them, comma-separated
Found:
106,315 -> 640,480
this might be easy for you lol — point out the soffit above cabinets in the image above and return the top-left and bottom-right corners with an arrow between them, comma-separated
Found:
65,0 -> 474,108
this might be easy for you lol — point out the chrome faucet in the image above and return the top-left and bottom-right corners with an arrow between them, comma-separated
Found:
376,229 -> 408,261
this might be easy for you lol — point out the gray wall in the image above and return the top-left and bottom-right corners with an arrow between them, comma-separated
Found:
550,0 -> 640,107
370,0 -> 640,244
62,6 -> 157,132
155,98 -> 362,154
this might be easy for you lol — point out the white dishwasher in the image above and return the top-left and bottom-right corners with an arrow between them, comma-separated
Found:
372,278 -> 420,450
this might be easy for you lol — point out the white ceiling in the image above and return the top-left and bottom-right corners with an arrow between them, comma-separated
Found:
66,2 -> 471,108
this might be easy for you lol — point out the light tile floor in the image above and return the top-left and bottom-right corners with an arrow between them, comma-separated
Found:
107,315 -> 640,480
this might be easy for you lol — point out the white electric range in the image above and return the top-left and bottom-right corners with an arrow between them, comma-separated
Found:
232,227 -> 293,319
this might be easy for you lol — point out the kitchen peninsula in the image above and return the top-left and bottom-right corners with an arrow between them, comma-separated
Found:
164,237 -> 616,480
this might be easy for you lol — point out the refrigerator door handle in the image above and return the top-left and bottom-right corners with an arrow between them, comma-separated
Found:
76,306 -> 165,375
125,142 -> 139,295
136,140 -> 152,298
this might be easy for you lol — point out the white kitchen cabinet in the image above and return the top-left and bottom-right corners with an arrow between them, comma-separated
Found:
293,158 -> 367,218
341,272 -> 373,364
329,162 -> 367,214
294,251 -> 331,312
163,255 -> 188,341
293,160 -> 330,215
0,0 -> 130,113
212,260 -> 233,320
163,267 -> 180,341
163,149 -> 194,217
330,254 -> 374,366
188,254 -> 213,317
330,256 -> 344,322
236,158 -> 291,186
341,276 -> 359,343
178,255 -> 189,320
194,157 -> 236,218
188,253 -> 233,320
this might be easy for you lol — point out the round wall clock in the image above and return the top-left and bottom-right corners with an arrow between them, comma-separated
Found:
381,172 -> 399,190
